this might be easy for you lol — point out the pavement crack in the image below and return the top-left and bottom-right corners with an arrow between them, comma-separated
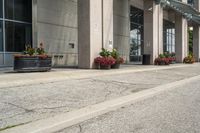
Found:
90,79 -> 157,86
37,106 -> 70,110
119,85 -> 130,95
79,125 -> 83,133
0,121 -> 31,132
5,102 -> 34,113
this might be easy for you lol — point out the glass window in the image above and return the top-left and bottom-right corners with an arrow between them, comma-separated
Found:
0,21 -> 3,51
188,0 -> 194,6
4,0 -> 14,20
5,0 -> 32,22
0,0 -> 2,18
5,21 -> 32,52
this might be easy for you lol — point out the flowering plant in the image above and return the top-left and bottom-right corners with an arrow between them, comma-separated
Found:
155,53 -> 176,65
36,43 -> 46,55
115,57 -> 124,64
111,49 -> 125,64
183,54 -> 195,64
24,43 -> 46,56
94,57 -> 116,66
155,57 -> 170,65
169,57 -> 176,63
111,49 -> 119,59
14,43 -> 50,59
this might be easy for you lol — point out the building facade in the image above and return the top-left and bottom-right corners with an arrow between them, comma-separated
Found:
0,0 -> 200,68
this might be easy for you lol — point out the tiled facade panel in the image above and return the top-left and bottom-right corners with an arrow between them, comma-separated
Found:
37,0 -> 78,67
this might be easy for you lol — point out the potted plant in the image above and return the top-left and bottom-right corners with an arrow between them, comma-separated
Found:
110,49 -> 124,69
154,54 -> 170,65
183,54 -> 195,64
94,48 -> 116,70
94,56 -> 115,69
169,52 -> 176,64
14,43 -> 52,72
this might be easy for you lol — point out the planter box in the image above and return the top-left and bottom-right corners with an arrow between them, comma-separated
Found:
14,56 -> 52,72
100,65 -> 111,70
111,63 -> 120,69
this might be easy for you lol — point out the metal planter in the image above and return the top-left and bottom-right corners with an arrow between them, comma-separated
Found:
14,56 -> 52,72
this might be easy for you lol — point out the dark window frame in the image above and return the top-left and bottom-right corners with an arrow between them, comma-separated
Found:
0,0 -> 32,52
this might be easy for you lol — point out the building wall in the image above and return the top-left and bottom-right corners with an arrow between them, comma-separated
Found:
36,0 -> 78,67
163,9 -> 175,22
130,0 -> 144,10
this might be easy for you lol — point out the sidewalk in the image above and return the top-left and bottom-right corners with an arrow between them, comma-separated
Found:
0,64 -> 200,132
0,64 -> 192,89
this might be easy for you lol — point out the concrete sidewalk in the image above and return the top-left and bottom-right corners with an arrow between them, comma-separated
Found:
0,64 -> 200,132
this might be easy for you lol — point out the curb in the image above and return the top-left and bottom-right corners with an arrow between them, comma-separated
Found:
0,64 -> 191,89
2,74 -> 200,133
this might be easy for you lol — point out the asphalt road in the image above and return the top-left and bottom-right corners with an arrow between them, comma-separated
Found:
58,76 -> 200,133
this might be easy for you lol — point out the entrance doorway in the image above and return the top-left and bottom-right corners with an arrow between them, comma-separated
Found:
130,6 -> 144,64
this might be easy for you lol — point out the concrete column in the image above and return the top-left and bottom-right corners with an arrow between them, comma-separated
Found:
175,0 -> 188,62
193,0 -> 200,61
144,0 -> 163,64
78,0 -> 113,69
113,0 -> 130,63
193,25 -> 200,61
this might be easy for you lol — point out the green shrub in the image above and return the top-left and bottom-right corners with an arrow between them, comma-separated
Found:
100,48 -> 111,57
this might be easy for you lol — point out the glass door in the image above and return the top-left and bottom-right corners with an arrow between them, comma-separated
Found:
130,6 -> 144,64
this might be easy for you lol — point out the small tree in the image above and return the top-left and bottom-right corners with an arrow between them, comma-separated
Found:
188,28 -> 193,55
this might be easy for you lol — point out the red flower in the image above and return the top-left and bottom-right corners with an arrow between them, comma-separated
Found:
94,57 -> 116,66
154,57 -> 170,65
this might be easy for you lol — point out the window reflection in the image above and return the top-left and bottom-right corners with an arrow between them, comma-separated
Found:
188,0 -> 194,6
5,0 -> 32,22
5,22 -> 32,52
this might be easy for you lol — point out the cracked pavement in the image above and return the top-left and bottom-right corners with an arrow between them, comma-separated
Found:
1,64 -> 200,131
58,76 -> 200,133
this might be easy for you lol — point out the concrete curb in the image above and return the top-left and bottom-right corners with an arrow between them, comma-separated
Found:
2,74 -> 200,133
0,64 -> 191,89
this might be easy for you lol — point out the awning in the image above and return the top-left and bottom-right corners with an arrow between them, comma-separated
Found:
155,0 -> 200,25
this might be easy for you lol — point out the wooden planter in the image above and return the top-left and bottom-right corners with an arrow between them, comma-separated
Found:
14,56 -> 52,72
